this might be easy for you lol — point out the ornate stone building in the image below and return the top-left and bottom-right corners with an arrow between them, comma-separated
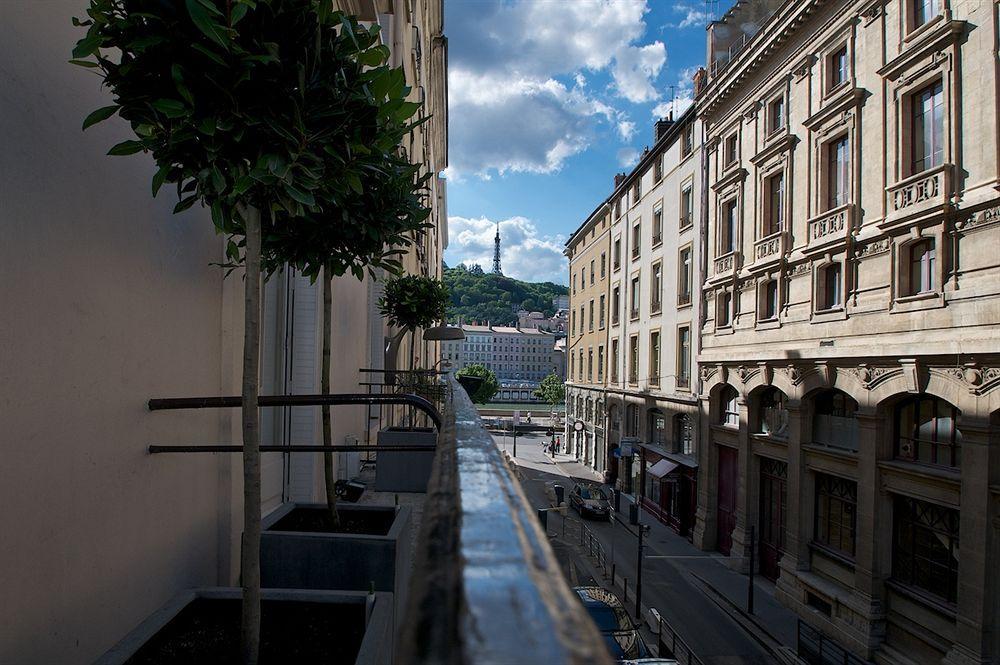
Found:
694,1 -> 1000,663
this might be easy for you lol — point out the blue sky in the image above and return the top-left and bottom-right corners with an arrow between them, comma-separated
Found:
442,0 -> 729,284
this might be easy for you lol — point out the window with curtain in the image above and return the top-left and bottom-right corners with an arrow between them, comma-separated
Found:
768,96 -> 785,133
720,385 -> 739,426
912,0 -> 941,29
827,136 -> 850,210
911,80 -> 944,175
762,279 -> 779,320
677,326 -> 691,388
819,262 -> 842,310
651,262 -> 662,312
721,199 -> 738,253
628,336 -> 639,384
653,206 -> 663,245
907,239 -> 936,295
764,172 -> 784,236
717,291 -> 733,327
649,332 -> 660,386
829,45 -> 848,90
630,276 -> 640,319
678,247 -> 692,305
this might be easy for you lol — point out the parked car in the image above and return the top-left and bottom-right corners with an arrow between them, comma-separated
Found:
573,586 -> 651,661
569,483 -> 611,519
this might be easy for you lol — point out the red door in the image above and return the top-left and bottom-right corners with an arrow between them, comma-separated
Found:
758,458 -> 787,582
716,446 -> 738,555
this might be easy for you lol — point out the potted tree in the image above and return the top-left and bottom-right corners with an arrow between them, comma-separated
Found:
456,364 -> 500,404
373,275 -> 450,492
74,2 -> 424,661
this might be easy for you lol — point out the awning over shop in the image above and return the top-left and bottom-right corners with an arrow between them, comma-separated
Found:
647,459 -> 679,478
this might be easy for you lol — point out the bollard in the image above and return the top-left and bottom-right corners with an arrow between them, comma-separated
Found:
537,508 -> 548,532
554,484 -> 565,505
623,577 -> 628,603
629,502 -> 639,525
614,488 -> 621,513
611,563 -> 616,584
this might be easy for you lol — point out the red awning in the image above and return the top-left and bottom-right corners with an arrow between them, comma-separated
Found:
648,459 -> 679,478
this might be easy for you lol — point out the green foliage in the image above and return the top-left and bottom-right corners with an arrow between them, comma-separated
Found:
456,364 -> 499,404
378,274 -> 450,330
72,0 -> 429,279
443,265 -> 568,326
533,373 -> 566,405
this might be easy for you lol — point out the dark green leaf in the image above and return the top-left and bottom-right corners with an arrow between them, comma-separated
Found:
186,0 -> 230,50
152,98 -> 187,118
82,105 -> 119,130
173,195 -> 198,213
107,140 -> 145,156
152,165 -> 169,196
72,33 -> 102,58
68,58 -> 100,68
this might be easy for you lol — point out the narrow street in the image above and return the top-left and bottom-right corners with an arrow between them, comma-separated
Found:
493,430 -> 783,665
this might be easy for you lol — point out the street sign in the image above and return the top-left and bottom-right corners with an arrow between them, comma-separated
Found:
573,420 -> 584,432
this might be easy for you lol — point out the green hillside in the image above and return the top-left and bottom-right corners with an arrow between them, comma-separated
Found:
443,264 -> 567,326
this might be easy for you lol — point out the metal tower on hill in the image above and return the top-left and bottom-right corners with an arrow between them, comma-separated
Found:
492,222 -> 502,275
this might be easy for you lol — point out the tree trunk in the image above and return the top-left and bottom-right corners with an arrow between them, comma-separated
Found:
241,207 -> 262,665
322,268 -> 339,527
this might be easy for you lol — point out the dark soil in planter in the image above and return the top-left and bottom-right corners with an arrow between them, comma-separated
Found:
126,598 -> 364,664
268,507 -> 394,536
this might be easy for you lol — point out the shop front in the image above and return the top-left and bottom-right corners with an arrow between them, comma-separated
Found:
638,444 -> 698,539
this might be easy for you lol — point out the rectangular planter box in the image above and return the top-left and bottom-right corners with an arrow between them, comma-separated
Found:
95,587 -> 392,665
375,426 -> 436,492
260,503 -> 411,641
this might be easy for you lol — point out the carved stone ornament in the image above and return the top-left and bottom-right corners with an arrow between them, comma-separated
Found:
790,262 -> 812,276
847,363 -> 899,389
859,1 -> 882,25
955,204 -> 1000,233
734,365 -> 759,385
777,365 -> 802,384
793,55 -> 814,80
700,366 -> 718,382
940,364 -> 1000,395
857,238 -> 890,258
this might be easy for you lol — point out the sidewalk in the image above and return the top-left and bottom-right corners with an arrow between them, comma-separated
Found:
540,451 -> 800,662
613,490 -> 799,660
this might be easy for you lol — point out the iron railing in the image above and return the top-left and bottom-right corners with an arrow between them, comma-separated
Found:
798,619 -> 871,665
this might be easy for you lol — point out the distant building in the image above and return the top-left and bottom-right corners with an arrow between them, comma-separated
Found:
552,294 -> 570,311
441,323 -> 562,403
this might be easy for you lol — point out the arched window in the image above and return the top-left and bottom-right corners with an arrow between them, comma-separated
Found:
757,388 -> 789,437
812,390 -> 859,451
818,262 -> 842,310
896,395 -> 961,468
907,239 -> 935,295
720,386 -> 740,427
649,410 -> 667,447
675,414 -> 694,455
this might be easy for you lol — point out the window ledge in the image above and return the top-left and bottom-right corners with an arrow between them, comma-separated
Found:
808,542 -> 856,570
885,579 -> 956,619
811,306 -> 847,323
902,13 -> 946,46
891,290 -> 944,314
877,459 -> 961,486
756,317 -> 780,330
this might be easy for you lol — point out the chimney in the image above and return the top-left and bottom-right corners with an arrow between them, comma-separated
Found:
654,117 -> 674,142
614,172 -> 627,188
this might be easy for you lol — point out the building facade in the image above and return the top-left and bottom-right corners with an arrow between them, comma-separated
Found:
1,2 -> 447,663
604,109 -> 705,538
694,1 -> 1000,663
440,323 -> 561,402
565,202 -> 613,470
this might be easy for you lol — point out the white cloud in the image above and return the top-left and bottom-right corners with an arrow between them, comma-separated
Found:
447,0 -> 669,179
611,42 -> 667,103
664,4 -> 714,29
617,147 -> 641,168
445,215 -> 568,284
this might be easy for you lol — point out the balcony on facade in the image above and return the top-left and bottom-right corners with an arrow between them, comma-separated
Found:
712,251 -> 740,280
882,163 -> 953,229
752,230 -> 786,266
805,203 -> 853,254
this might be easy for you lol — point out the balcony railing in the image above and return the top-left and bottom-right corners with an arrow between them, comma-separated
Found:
884,164 -> 952,227
713,251 -> 739,278
400,375 -> 612,664
753,231 -> 784,263
806,204 -> 852,254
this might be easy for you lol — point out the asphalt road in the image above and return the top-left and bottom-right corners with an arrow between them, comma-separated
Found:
495,431 -> 776,665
